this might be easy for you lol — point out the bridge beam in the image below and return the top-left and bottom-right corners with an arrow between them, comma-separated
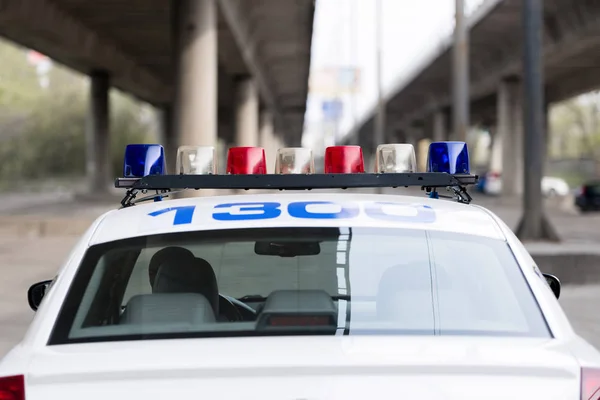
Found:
0,0 -> 170,104
217,0 -> 285,135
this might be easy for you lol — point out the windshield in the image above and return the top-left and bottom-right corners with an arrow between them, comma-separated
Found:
49,227 -> 550,344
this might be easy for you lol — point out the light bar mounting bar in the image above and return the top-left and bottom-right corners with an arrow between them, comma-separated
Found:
115,173 -> 477,190
115,173 -> 478,208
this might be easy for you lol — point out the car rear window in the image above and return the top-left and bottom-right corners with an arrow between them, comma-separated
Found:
586,183 -> 600,196
48,227 -> 550,344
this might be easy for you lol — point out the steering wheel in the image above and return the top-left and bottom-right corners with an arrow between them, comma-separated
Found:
218,295 -> 244,322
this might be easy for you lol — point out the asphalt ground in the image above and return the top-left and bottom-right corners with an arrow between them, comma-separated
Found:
1,189 -> 599,358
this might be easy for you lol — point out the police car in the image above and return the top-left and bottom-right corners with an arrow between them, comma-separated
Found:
1,142 -> 600,400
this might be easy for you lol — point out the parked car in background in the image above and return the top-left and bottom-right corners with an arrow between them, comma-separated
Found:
542,177 -> 571,197
575,181 -> 600,212
478,172 -> 570,197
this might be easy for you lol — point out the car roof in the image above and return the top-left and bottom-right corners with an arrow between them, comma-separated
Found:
88,192 -> 506,245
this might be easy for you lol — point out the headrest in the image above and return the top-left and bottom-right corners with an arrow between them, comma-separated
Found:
120,293 -> 216,325
153,257 -> 219,316
148,246 -> 195,286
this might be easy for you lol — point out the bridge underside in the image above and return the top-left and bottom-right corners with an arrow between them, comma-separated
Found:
346,0 -> 600,148
0,0 -> 313,144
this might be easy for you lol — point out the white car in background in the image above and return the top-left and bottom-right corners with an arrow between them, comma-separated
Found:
1,142 -> 599,400
484,172 -> 570,197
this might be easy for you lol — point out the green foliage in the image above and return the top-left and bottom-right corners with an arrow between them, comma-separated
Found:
0,38 -> 157,186
109,92 -> 156,176
0,39 -> 44,109
550,93 -> 600,160
0,89 -> 155,182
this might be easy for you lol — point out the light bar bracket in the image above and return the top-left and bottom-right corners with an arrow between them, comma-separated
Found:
115,173 -> 478,208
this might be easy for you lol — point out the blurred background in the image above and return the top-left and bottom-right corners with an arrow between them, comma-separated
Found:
1,0 -> 600,355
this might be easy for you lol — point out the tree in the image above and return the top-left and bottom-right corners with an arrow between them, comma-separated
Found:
0,38 -> 158,185
550,93 -> 600,160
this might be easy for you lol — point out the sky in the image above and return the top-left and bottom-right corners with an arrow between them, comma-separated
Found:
303,0 -> 487,150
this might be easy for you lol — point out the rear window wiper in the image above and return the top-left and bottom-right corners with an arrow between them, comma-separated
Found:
237,295 -> 267,302
332,295 -> 350,301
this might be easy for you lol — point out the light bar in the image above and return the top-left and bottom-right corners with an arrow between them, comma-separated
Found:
116,173 -> 478,190
176,146 -> 217,175
375,144 -> 417,173
116,143 -> 480,208
427,141 -> 470,174
115,172 -> 479,207
226,147 -> 267,175
123,144 -> 166,178
324,146 -> 364,173
275,148 -> 315,174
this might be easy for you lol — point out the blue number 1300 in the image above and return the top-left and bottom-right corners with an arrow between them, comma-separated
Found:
149,201 -> 436,225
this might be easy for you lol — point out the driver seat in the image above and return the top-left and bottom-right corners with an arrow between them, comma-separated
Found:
153,256 -> 220,317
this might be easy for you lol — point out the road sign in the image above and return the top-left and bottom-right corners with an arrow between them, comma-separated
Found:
310,67 -> 361,96
322,99 -> 343,121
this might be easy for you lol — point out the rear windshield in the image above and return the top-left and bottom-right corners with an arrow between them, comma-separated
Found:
49,227 -> 550,344
585,183 -> 600,196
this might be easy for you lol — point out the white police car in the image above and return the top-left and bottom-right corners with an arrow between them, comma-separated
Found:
1,142 -> 600,400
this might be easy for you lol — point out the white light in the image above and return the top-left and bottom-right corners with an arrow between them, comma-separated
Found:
176,146 -> 217,175
275,147 -> 315,174
375,144 -> 417,173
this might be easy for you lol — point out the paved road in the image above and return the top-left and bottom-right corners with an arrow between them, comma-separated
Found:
1,187 -> 599,241
0,190 -> 599,358
0,232 -> 78,357
560,284 -> 600,343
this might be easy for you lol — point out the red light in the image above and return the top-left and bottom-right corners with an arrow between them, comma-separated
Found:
0,375 -> 25,400
324,146 -> 365,173
582,368 -> 600,400
226,147 -> 267,175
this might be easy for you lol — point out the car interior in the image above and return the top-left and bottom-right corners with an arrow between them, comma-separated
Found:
34,228 -> 557,343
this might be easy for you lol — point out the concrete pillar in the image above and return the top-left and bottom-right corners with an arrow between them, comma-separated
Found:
433,110 -> 447,142
260,110 -> 277,173
405,128 -> 421,150
86,70 -> 110,193
417,139 -> 430,173
276,135 -> 285,149
159,105 -> 176,174
172,0 -> 217,196
274,133 -> 287,171
405,129 -> 423,171
173,0 -> 217,149
498,78 -> 523,196
235,78 -> 259,147
488,127 -> 503,173
543,102 -> 550,176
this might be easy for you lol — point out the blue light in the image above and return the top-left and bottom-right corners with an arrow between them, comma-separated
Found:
123,144 -> 166,178
426,141 -> 470,174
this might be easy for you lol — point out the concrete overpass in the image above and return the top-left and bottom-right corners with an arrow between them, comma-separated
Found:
0,0 -> 314,186
343,0 -> 600,196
